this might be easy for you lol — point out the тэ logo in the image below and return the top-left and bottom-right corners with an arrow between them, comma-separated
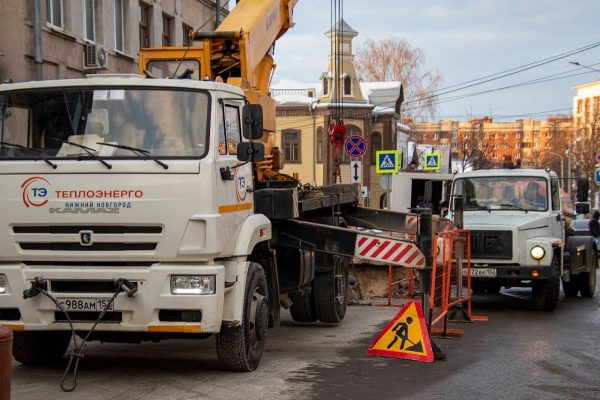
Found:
21,177 -> 50,208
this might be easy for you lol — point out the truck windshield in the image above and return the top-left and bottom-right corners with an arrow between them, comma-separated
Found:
0,87 -> 209,159
453,176 -> 548,212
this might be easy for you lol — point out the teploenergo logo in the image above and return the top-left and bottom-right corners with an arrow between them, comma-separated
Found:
21,177 -> 50,208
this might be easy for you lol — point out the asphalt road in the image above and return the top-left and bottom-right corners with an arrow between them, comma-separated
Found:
10,277 -> 600,400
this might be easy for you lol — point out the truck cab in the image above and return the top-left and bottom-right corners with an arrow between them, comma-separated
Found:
450,169 -> 567,310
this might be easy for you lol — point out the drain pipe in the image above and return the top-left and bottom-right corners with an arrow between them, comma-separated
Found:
33,0 -> 43,80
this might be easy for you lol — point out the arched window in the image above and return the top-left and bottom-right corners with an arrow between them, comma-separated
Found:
323,78 -> 329,96
371,132 -> 382,163
316,127 -> 323,162
344,75 -> 352,96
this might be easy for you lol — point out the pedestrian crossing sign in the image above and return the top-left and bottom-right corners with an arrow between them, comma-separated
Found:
376,150 -> 400,174
366,301 -> 434,362
423,152 -> 441,171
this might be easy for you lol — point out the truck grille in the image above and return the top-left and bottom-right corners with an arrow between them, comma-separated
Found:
470,230 -> 512,260
12,224 -> 162,253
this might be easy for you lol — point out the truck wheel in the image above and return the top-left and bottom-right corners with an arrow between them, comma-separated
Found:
216,262 -> 268,372
532,254 -> 560,311
13,331 -> 71,365
313,255 -> 349,323
578,249 -> 597,298
561,278 -> 580,297
288,288 -> 317,323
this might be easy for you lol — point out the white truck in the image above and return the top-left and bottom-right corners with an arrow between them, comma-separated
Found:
450,168 -> 597,311
0,77 -> 430,373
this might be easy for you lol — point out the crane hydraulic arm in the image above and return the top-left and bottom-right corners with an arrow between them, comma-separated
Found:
138,0 -> 297,134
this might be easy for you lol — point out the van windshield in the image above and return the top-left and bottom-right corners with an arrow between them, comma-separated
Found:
452,176 -> 548,212
0,87 -> 209,159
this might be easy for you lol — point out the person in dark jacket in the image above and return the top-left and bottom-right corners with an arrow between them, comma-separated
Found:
589,210 -> 600,238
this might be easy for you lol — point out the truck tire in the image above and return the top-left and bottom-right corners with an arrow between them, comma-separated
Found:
216,262 -> 269,372
313,255 -> 349,324
288,288 -> 317,323
561,278 -> 579,297
12,331 -> 71,365
532,254 -> 560,311
578,247 -> 597,298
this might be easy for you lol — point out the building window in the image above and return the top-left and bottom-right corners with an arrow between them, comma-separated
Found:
451,132 -> 457,139
323,78 -> 328,96
183,23 -> 193,46
515,132 -> 521,139
371,132 -> 382,163
316,127 -> 323,163
343,76 -> 352,96
139,2 -> 151,49
162,13 -> 173,46
114,0 -> 124,52
84,0 -> 95,41
47,0 -> 63,29
433,133 -> 439,140
282,130 -> 301,163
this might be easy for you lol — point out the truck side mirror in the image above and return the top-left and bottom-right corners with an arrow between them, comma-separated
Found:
237,142 -> 264,162
242,104 -> 263,140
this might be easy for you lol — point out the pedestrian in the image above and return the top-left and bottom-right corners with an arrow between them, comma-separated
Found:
589,210 -> 600,238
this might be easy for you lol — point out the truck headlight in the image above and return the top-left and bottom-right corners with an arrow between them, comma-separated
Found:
0,274 -> 6,294
530,246 -> 545,260
170,275 -> 215,295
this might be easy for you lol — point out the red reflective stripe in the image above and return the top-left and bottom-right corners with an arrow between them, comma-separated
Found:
382,243 -> 401,260
358,236 -> 367,247
415,256 -> 425,266
370,240 -> 390,258
360,239 -> 379,256
405,250 -> 420,265
393,245 -> 412,263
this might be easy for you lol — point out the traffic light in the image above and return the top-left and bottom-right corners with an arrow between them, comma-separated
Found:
577,178 -> 589,202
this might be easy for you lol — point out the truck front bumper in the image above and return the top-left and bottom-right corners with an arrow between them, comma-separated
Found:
0,263 -> 231,333
467,264 -> 553,281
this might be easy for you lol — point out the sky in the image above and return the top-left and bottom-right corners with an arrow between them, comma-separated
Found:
270,0 -> 600,121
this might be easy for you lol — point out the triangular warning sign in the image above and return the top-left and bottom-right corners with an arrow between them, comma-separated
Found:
380,155 -> 395,169
366,301 -> 434,362
426,156 -> 438,168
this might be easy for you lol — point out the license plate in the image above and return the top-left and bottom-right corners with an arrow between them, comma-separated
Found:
56,298 -> 114,312
462,268 -> 497,278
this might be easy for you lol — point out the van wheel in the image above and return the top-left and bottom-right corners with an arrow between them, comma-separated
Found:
288,288 -> 317,323
216,262 -> 268,371
13,331 -> 71,365
532,254 -> 560,311
579,249 -> 597,298
313,255 -> 349,323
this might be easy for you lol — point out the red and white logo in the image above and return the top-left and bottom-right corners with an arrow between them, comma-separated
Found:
21,177 -> 50,208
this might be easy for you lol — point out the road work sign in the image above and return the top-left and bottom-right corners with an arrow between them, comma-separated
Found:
367,301 -> 433,362
376,150 -> 399,174
423,152 -> 441,171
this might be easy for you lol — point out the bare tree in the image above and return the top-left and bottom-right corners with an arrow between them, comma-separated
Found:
453,127 -> 496,171
355,36 -> 443,122
570,109 -> 600,201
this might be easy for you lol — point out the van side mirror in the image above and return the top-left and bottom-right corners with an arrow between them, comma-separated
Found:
237,142 -> 264,162
242,104 -> 263,140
